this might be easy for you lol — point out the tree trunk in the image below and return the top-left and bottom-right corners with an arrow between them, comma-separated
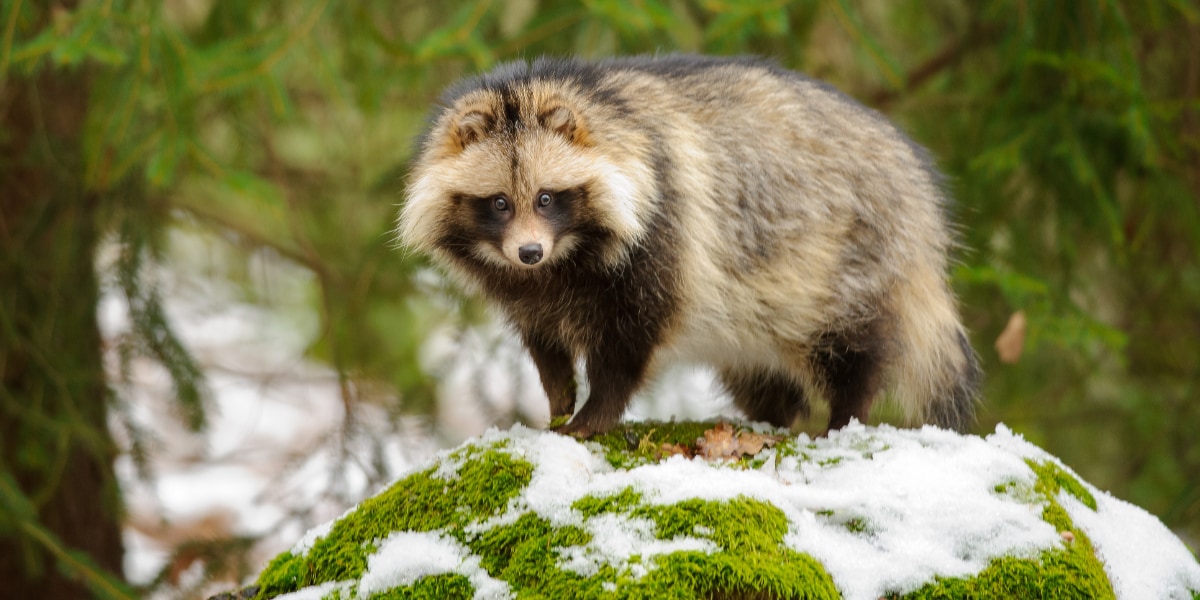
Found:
0,62 -> 126,597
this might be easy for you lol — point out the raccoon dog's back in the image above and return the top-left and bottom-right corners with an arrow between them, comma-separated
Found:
400,55 -> 981,437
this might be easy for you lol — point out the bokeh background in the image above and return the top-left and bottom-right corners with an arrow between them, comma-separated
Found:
2,1 -> 1198,598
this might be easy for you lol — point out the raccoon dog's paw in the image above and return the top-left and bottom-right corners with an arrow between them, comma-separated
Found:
551,421 -> 596,439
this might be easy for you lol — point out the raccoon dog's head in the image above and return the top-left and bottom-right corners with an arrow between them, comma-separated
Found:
399,71 -> 654,276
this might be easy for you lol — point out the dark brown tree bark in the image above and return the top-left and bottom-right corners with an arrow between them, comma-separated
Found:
0,63 -> 126,598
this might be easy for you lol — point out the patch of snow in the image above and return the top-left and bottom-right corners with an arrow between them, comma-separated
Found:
360,531 -> 464,594
458,554 -> 516,600
289,511 -> 339,556
779,423 -> 1058,598
122,528 -> 168,585
273,580 -> 350,600
359,531 -> 513,600
1063,490 -> 1200,599
436,424 -> 1050,596
100,232 -> 440,598
558,513 -> 717,578
988,424 -> 1200,598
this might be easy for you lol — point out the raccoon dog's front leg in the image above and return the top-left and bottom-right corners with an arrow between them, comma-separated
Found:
522,332 -> 577,420
554,334 -> 655,438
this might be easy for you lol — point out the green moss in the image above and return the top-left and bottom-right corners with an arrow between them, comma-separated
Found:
573,487 -> 644,518
1026,459 -> 1098,510
465,511 -> 617,598
461,488 -> 839,599
631,497 -> 840,599
253,444 -> 534,599
589,421 -> 718,468
811,510 -> 873,537
897,459 -> 1114,599
469,512 -> 591,590
366,574 -> 473,599
636,497 -> 784,551
254,551 -> 307,599
844,518 -> 869,534
897,549 -> 1114,600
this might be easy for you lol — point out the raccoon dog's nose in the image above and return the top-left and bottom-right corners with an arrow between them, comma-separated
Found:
518,243 -> 544,265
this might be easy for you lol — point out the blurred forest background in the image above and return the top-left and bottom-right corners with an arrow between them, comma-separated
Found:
2,0 -> 1198,598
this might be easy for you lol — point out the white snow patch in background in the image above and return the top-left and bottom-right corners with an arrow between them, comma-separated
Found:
425,321 -> 736,443
99,235 -> 440,599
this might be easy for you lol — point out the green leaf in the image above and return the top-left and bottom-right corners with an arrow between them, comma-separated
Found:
1,474 -> 137,600
145,137 -> 186,188
758,6 -> 789,36
830,0 -> 903,90
85,42 -> 126,67
50,36 -> 88,66
0,472 -> 37,530
222,170 -> 286,208
704,11 -> 751,43
954,265 -> 1050,305
9,29 -> 58,67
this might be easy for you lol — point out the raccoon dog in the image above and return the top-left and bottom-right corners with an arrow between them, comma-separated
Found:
399,55 -> 981,437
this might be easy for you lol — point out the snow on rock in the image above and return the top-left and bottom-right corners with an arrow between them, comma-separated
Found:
247,422 -> 1200,600
358,532 -> 501,597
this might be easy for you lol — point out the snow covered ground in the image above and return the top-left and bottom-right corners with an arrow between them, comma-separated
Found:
270,423 -> 1200,599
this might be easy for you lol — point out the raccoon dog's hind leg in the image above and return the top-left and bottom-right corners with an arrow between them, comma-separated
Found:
810,317 -> 892,432
720,369 -> 811,429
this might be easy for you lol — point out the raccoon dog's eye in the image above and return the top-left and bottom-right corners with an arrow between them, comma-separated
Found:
493,196 -> 509,211
537,192 -> 553,208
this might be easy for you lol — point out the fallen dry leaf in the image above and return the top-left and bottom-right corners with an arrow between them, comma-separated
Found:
696,422 -> 780,460
657,442 -> 693,459
995,310 -> 1027,364
697,422 -> 740,459
735,431 -> 778,456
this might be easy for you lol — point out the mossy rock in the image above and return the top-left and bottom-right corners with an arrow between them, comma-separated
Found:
246,422 -> 1200,600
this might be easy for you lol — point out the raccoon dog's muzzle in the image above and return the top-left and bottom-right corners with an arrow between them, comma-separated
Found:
503,216 -> 555,269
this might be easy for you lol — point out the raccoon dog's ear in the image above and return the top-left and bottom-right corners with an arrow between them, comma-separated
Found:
451,110 -> 494,150
539,106 -> 586,144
